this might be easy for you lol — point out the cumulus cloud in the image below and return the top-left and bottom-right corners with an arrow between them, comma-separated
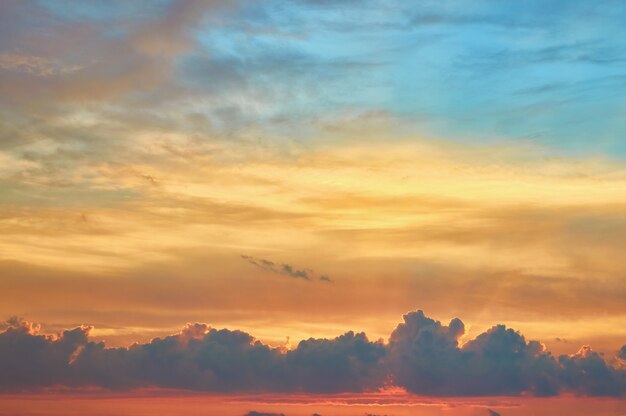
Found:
387,311 -> 561,396
0,315 -> 26,330
285,331 -> 386,393
241,255 -> 333,282
0,320 -> 382,393
0,319 -> 91,390
558,346 -> 625,396
0,311 -> 624,396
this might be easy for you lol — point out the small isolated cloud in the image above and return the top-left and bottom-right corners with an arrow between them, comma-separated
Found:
319,274 -> 332,282
243,413 -> 321,416
241,255 -> 333,282
244,412 -> 286,416
280,263 -> 310,280
487,410 -> 502,416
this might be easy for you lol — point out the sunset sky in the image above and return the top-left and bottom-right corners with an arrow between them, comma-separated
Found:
2,1 -> 626,415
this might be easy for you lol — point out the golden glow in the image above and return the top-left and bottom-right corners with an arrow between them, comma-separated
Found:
2,131 -> 626,352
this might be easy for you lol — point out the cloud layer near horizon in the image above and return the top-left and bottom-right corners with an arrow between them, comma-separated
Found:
1,310 -> 624,397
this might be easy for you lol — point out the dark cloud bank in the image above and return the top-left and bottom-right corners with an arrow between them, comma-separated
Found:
1,311 -> 625,396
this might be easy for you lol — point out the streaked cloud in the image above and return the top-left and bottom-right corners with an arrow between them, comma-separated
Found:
242,255 -> 332,282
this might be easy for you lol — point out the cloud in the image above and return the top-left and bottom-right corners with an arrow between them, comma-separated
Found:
487,410 -> 502,416
558,346 -> 625,396
0,53 -> 82,77
0,310 -> 625,396
0,316 -> 26,330
241,255 -> 332,283
0,320 -> 92,390
129,0 -> 233,58
242,413 -> 320,416
0,0 -> 237,105
244,412 -> 285,416
387,311 -> 562,396
0,319 -> 383,393
280,263 -> 309,280
285,331 -> 386,393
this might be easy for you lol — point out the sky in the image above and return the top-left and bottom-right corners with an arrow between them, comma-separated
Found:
1,0 -> 626,414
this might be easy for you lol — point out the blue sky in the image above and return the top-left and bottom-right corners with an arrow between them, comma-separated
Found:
20,0 -> 626,156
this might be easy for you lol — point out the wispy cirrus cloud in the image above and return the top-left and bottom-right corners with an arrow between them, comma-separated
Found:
0,53 -> 82,77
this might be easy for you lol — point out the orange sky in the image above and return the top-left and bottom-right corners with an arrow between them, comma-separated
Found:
3,138 -> 626,355
1,392 -> 625,416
